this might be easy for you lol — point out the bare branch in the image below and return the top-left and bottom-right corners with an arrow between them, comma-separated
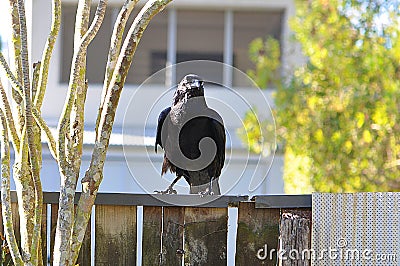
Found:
98,0 -> 138,123
7,0 -> 23,106
0,53 -> 56,161
0,80 -> 20,150
57,0 -> 107,170
54,1 -> 107,264
31,62 -> 41,102
0,53 -> 24,105
71,0 -> 172,263
0,109 -> 24,265
34,0 -> 61,109
32,108 -> 58,161
16,0 -> 31,94
2,1 -> 42,249
32,62 -> 43,169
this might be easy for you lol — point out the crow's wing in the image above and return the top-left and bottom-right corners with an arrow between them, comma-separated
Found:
208,111 -> 226,177
155,107 -> 171,152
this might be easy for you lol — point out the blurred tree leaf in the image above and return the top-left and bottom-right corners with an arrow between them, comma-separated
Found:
242,0 -> 400,193
247,36 -> 281,89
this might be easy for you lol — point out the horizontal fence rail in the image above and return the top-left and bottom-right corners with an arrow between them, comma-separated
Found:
0,192 -> 312,265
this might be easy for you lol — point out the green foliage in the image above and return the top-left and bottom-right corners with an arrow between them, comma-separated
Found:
242,0 -> 400,193
277,0 -> 400,192
247,36 -> 281,89
237,108 -> 276,157
237,36 -> 281,158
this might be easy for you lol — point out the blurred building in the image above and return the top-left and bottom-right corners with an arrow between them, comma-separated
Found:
6,0 -> 302,195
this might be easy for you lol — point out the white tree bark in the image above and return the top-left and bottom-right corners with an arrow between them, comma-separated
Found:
0,1 -> 173,265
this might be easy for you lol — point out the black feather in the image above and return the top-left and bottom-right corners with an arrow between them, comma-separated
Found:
154,74 -> 226,194
155,107 -> 171,153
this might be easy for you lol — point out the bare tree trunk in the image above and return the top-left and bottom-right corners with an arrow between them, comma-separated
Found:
0,0 -> 172,265
71,0 -> 172,263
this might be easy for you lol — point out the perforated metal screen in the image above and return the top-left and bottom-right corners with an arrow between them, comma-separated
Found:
312,193 -> 399,266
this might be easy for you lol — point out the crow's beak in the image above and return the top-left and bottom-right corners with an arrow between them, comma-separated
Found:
189,80 -> 201,89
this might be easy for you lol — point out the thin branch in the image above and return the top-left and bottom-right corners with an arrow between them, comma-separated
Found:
0,52 -> 56,161
31,62 -> 41,101
0,109 -> 24,265
2,0 -> 41,245
54,1 -> 107,264
71,0 -> 172,263
17,0 -> 43,258
32,108 -> 58,161
0,53 -> 24,96
57,0 -> 107,170
7,0 -> 23,106
97,0 -> 138,130
74,0 -> 92,52
34,0 -> 61,109
32,62 -> 43,169
16,0 -> 31,94
0,80 -> 20,150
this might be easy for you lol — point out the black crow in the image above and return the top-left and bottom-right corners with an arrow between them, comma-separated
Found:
155,74 -> 226,195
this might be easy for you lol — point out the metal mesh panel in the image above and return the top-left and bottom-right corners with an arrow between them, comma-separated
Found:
312,193 -> 399,266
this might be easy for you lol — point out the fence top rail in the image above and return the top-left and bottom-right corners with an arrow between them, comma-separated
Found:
6,191 -> 312,208
253,194 -> 312,208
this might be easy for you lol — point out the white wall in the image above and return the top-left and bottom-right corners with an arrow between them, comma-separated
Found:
19,0 -> 300,195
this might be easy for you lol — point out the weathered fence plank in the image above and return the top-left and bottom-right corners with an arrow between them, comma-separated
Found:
0,193 -> 316,265
40,204 -> 47,266
76,205 -> 92,266
50,204 -> 57,265
95,205 -> 137,266
142,206 -> 162,265
236,202 -> 280,265
11,203 -> 20,248
162,206 -> 184,266
1,202 -> 47,265
184,207 -> 228,266
280,209 -> 311,266
50,204 -> 91,266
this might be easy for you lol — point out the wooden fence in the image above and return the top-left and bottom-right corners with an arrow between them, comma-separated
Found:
2,192 -> 312,266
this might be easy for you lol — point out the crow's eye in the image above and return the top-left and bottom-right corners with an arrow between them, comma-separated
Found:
190,80 -> 201,89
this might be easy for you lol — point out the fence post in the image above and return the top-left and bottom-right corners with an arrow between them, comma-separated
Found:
161,207 -> 184,266
236,202 -> 280,265
280,209 -> 311,266
95,205 -> 137,265
184,207 -> 228,266
142,206 -> 162,265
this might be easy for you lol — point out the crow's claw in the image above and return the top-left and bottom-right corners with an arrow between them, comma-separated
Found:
198,188 -> 214,197
155,185 -> 177,195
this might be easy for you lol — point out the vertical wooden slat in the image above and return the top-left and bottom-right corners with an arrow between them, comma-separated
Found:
142,206 -> 162,265
280,209 -> 311,266
11,202 -> 20,247
50,204 -> 58,265
40,204 -> 47,266
184,207 -> 228,266
0,203 -> 46,264
0,202 -> 21,264
236,202 -> 280,265
75,205 -> 92,266
0,203 -> 19,265
50,204 -> 91,266
95,205 -> 137,266
162,207 -> 184,266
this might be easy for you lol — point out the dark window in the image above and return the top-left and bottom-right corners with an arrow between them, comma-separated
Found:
233,10 -> 283,87
60,4 -> 167,85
